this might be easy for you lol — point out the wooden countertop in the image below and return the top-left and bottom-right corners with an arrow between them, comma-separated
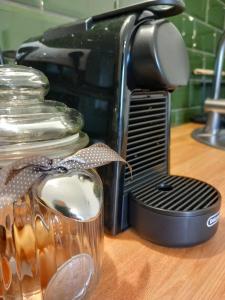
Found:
91,123 -> 225,300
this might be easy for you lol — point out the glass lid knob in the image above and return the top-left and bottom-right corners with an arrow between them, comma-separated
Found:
0,65 -> 49,103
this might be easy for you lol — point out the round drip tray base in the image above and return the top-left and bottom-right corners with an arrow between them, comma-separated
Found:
129,175 -> 221,247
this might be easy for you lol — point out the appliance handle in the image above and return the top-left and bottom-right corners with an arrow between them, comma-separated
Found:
148,0 -> 184,18
93,0 -> 185,21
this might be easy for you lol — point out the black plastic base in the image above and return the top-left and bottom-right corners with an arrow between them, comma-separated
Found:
129,175 -> 221,247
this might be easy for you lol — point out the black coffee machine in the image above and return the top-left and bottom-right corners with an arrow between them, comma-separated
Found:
16,0 -> 221,247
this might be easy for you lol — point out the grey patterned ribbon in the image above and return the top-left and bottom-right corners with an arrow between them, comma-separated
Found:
0,143 -> 130,209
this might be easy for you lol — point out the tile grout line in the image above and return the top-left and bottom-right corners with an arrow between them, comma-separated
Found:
205,0 -> 209,23
223,0 -> 225,30
172,106 -> 202,113
224,13 -> 225,30
190,78 -> 214,83
187,47 -> 215,57
183,12 -> 223,33
113,0 -> 120,9
217,0 -> 225,30
212,0 -> 225,31
188,76 -> 192,108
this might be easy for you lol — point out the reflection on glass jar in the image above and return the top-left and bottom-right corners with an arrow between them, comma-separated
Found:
0,169 -> 103,299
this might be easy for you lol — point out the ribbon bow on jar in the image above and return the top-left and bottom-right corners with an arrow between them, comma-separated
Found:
0,143 -> 131,208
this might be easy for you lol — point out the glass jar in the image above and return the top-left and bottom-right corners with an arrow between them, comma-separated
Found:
0,65 -> 103,299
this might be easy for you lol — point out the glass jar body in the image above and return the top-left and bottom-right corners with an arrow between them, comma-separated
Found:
0,169 -> 104,300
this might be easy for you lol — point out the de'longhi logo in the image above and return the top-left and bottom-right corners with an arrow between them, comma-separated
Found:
207,212 -> 220,228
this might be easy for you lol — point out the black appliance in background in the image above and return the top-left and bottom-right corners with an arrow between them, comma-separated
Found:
16,0 -> 221,247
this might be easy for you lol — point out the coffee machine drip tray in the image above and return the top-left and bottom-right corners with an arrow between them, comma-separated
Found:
129,174 -> 221,247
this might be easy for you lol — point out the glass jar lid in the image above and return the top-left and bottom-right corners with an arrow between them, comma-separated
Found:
0,65 -> 88,165
0,65 -> 49,103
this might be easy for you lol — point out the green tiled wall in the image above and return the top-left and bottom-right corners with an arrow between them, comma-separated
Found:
170,0 -> 225,125
0,1 -> 74,51
0,0 -> 225,126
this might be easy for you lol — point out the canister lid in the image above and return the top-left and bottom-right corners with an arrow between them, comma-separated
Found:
0,65 -> 88,165
0,65 -> 49,102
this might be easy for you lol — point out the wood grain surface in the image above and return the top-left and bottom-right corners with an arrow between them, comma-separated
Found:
91,123 -> 225,300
